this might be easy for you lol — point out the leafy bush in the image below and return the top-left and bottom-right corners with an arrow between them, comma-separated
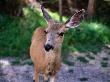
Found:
0,7 -> 110,57
62,21 -> 110,54
0,7 -> 46,56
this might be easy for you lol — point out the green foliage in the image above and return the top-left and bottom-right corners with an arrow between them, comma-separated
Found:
62,21 -> 110,54
0,7 -> 46,57
0,7 -> 110,58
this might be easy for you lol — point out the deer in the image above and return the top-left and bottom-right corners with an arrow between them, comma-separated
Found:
30,4 -> 85,82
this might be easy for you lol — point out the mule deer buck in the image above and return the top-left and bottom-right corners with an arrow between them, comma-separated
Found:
30,4 -> 85,82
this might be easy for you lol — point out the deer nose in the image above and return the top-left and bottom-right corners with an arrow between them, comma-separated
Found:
44,44 -> 54,52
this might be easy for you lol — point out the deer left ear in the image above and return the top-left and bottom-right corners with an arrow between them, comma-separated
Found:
41,5 -> 53,23
65,9 -> 85,28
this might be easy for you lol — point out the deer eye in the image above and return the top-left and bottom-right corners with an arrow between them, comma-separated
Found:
44,30 -> 48,34
59,32 -> 64,36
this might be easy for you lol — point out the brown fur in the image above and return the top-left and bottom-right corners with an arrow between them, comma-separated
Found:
30,8 -> 84,82
30,27 -> 62,82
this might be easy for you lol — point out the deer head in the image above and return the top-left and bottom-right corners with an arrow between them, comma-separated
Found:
41,5 -> 85,52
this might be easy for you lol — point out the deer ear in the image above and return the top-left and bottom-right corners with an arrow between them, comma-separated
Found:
65,9 -> 85,28
41,5 -> 52,22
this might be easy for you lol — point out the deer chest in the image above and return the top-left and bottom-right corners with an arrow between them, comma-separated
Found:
44,53 -> 61,75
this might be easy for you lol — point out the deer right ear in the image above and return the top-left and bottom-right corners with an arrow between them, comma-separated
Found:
41,5 -> 53,23
65,9 -> 85,28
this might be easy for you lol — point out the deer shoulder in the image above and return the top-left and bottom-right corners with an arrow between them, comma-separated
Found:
30,27 -> 46,65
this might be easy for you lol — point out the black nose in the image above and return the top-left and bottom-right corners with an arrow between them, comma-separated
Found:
44,44 -> 54,51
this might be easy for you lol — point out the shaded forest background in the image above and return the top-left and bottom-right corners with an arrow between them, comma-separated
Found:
0,0 -> 110,60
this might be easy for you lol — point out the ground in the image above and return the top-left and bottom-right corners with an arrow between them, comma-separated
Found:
0,47 -> 110,82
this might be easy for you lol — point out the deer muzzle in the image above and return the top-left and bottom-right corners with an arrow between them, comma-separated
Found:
44,44 -> 54,52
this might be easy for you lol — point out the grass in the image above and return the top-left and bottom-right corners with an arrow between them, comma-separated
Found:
0,6 -> 110,59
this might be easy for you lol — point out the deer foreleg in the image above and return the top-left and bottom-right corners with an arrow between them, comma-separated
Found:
34,67 -> 39,82
50,76 -> 56,82
43,74 -> 49,82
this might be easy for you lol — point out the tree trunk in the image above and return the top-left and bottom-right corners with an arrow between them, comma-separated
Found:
87,0 -> 95,18
67,0 -> 77,14
0,0 -> 29,16
59,0 -> 63,22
